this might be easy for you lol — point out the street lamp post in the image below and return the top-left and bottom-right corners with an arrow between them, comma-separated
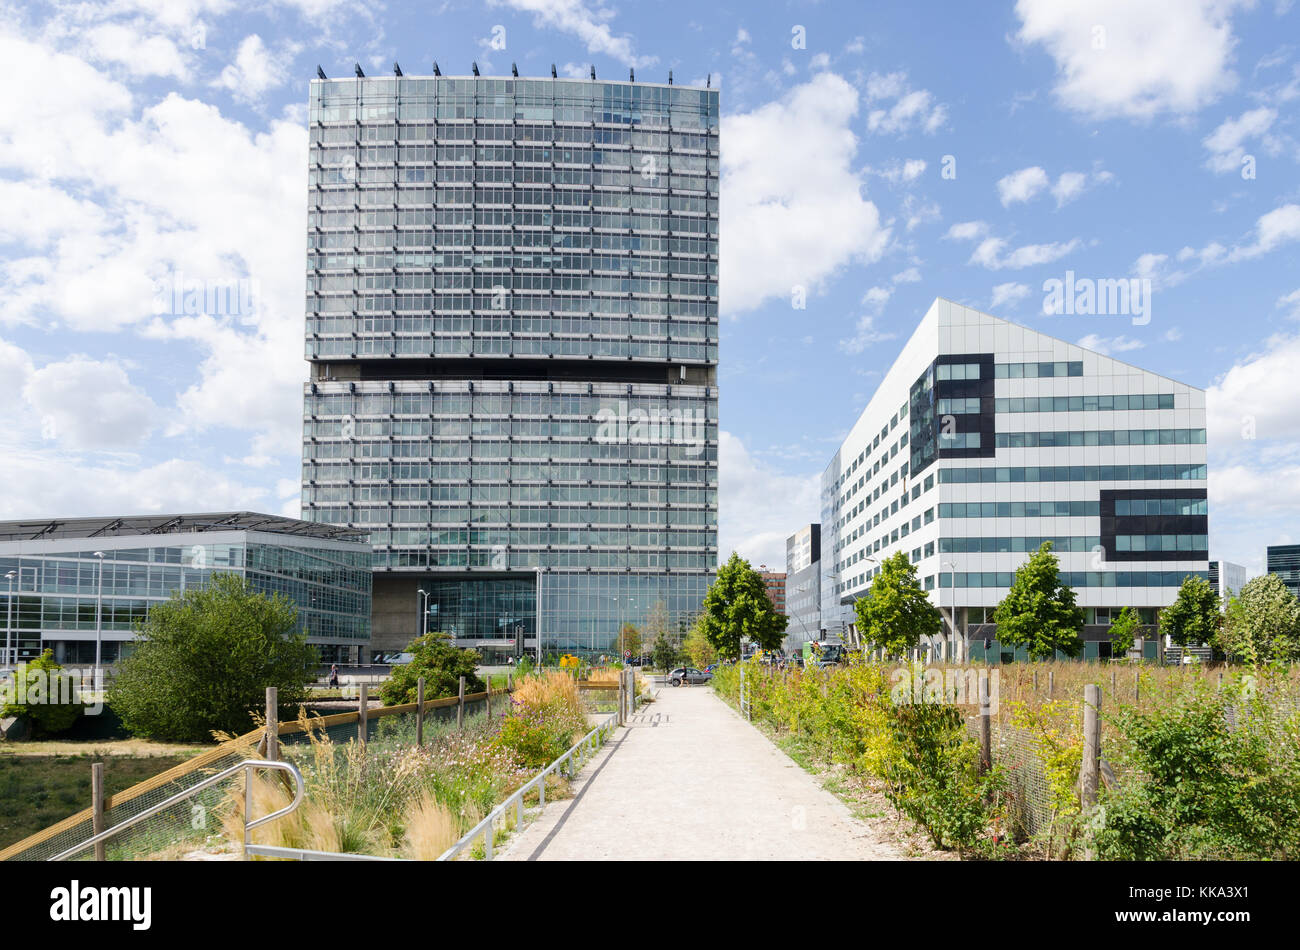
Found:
942,560 -> 958,662
4,570 -> 15,668
93,552 -> 105,669
416,588 -> 428,640
534,567 -> 543,666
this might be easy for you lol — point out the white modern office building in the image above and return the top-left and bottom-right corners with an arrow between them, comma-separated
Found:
784,523 -> 822,650
820,298 -> 1209,660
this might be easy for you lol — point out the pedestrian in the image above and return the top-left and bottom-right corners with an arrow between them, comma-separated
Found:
328,663 -> 339,688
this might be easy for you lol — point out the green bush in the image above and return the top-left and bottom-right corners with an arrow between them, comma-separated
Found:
1,650 -> 85,737
379,633 -> 484,706
1095,674 -> 1300,860
108,573 -> 317,742
880,700 -> 1005,852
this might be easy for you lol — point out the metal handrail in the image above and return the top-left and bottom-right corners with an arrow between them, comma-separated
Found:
437,710 -> 619,861
49,759 -> 304,862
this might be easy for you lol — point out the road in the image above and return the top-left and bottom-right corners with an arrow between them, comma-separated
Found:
498,684 -> 909,860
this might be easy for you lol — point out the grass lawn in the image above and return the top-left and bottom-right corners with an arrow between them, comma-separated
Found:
0,744 -> 201,852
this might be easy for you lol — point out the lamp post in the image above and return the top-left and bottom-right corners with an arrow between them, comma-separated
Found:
93,552 -> 105,669
4,570 -> 15,668
942,560 -> 958,662
534,567 -> 543,665
416,588 -> 428,639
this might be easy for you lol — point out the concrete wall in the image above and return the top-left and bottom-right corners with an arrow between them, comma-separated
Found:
371,574 -> 421,657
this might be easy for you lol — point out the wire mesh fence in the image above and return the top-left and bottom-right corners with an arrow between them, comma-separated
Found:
0,686 -> 510,862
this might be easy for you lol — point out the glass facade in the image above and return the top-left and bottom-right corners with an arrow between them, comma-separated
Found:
0,527 -> 372,665
300,75 -> 720,655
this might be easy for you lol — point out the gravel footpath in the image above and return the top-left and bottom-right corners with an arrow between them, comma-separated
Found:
497,685 -> 910,861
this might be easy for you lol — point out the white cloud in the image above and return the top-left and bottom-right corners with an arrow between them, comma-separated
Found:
998,166 -> 1050,206
22,357 -> 158,450
487,0 -> 657,68
721,73 -> 890,315
0,454 -> 271,521
1075,333 -> 1145,355
1203,107 -> 1279,173
893,267 -> 921,284
84,23 -> 190,80
991,282 -> 1032,309
1228,203 -> 1300,260
1051,170 -> 1089,205
212,34 -> 298,105
838,288 -> 897,355
1014,0 -> 1252,120
863,70 -> 948,134
944,220 -> 988,241
867,158 -> 927,184
1277,288 -> 1300,318
969,236 -> 1082,270
719,432 -> 820,567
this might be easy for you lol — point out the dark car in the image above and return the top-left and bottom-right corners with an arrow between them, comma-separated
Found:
668,666 -> 712,686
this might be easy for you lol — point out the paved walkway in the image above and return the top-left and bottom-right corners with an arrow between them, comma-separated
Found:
498,685 -> 908,861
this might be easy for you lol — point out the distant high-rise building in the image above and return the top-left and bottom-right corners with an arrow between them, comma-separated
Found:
1207,559 -> 1249,605
757,565 -> 787,616
784,524 -> 821,648
300,72 -> 719,661
1266,545 -> 1300,600
821,298 -> 1209,659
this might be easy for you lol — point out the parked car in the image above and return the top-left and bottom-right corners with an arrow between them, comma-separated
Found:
668,666 -> 712,686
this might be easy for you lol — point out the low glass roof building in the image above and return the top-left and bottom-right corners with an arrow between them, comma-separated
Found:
0,512 -> 372,666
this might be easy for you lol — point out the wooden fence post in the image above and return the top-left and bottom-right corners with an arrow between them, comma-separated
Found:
486,676 -> 492,719
358,683 -> 368,748
1080,684 -> 1101,810
265,686 -> 278,762
1134,669 -> 1140,705
91,762 -> 106,862
416,676 -> 425,746
1033,670 -> 1038,693
978,671 -> 991,775
457,676 -> 465,730
1048,671 -> 1054,700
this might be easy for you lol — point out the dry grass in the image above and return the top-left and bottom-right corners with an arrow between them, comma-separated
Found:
219,775 -> 345,856
0,738 -> 204,758
401,791 -> 461,859
512,671 -> 582,716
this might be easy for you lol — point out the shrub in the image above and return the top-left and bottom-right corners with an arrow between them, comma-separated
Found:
108,573 -> 317,742
1,650 -> 85,737
380,633 -> 484,706
493,672 -> 587,769
879,700 -> 1004,852
1095,674 -> 1300,860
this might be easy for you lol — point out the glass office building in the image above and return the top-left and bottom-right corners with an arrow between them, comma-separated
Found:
1265,546 -> 1300,601
820,298 -> 1209,659
0,513 -> 372,665
300,72 -> 719,658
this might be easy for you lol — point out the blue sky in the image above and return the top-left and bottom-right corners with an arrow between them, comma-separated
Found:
1,0 -> 1298,576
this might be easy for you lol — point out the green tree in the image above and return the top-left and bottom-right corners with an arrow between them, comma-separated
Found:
108,573 -> 317,742
1108,606 -> 1142,657
700,553 -> 788,661
682,616 -> 718,668
619,622 -> 643,659
1159,575 -> 1220,648
651,632 -> 678,671
380,632 -> 485,706
1,650 -> 85,737
854,551 -> 942,657
992,542 -> 1085,660
1216,574 -> 1300,664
